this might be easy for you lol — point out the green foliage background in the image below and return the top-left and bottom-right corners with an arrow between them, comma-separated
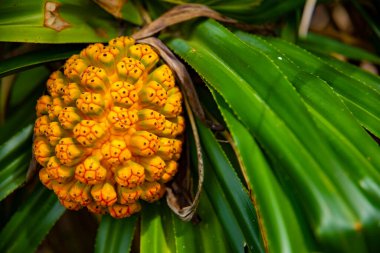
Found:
1,0 -> 380,252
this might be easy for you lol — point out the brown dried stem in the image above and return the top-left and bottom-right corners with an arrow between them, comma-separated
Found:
132,4 -> 236,40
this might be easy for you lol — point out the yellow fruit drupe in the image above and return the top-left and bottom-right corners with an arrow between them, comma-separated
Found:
33,36 -> 184,218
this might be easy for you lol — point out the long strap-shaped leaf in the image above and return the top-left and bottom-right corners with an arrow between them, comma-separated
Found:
192,193 -> 231,253
212,89 -> 312,253
196,119 -> 264,253
174,25 -> 380,242
0,152 -> 29,202
265,36 -> 380,138
298,32 -> 380,64
140,202 -> 172,253
319,55 -> 380,93
140,198 -> 231,253
168,193 -> 232,253
0,46 -> 80,78
95,215 -> 138,253
236,32 -> 380,195
0,125 -> 33,201
0,83 -> 39,144
0,0 -> 119,43
201,157 -> 246,253
0,184 -> 65,253
167,19 -> 374,252
187,122 -> 249,253
0,124 -> 32,160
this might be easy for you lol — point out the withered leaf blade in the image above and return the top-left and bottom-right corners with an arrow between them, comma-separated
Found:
44,2 -> 70,32
136,37 -> 204,221
132,4 -> 236,40
92,0 -> 124,18
166,98 -> 204,222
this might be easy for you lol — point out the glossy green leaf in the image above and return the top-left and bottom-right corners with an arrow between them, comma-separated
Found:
321,56 -> 380,92
140,203 -> 171,253
227,27 -> 380,251
0,125 -> 32,202
0,124 -> 32,160
236,32 -> 380,171
122,1 -> 143,25
299,32 -> 380,64
95,215 -> 138,253
92,0 -> 143,25
202,157 -> 245,253
195,194 -> 232,253
183,112 -> 245,253
0,0 -> 119,43
170,193 -> 231,253
1,67 -> 49,143
0,97 -> 36,144
158,204 -> 176,252
169,127 -> 235,252
265,37 -> 380,138
319,55 -> 380,92
0,184 -> 65,253
340,97 -> 380,138
167,19 -> 375,252
9,66 -> 49,108
0,46 -> 81,78
213,91 -> 312,253
196,119 -> 264,253
0,152 -> 29,202
170,210 -> 197,253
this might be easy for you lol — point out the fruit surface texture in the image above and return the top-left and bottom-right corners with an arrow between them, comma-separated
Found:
33,36 -> 184,218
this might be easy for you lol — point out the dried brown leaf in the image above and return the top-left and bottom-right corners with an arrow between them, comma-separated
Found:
132,4 -> 236,40
44,2 -> 70,32
137,37 -> 204,221
92,0 -> 124,18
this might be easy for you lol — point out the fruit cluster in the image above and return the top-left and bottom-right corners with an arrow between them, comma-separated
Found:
33,37 -> 184,218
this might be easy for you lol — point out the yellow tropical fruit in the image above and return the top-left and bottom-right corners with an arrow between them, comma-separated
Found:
33,37 -> 184,218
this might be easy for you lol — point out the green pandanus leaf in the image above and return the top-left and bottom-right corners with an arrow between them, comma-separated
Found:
140,202 -> 172,253
182,105 -> 246,251
298,32 -> 380,64
167,19 -> 380,252
318,54 -> 380,93
211,89 -> 313,253
0,67 -> 48,142
236,32 -> 380,190
201,157 -> 246,253
0,46 -> 81,78
95,215 -> 138,253
194,118 -> 264,252
0,0 -> 120,43
192,193 -> 232,253
196,118 -> 265,253
0,125 -> 33,201
168,193 -> 232,253
92,0 -> 142,25
0,184 -> 65,253
0,152 -> 29,202
265,36 -> 380,138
